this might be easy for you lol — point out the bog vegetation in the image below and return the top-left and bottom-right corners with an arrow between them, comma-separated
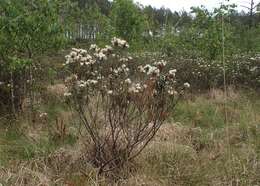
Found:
0,0 -> 260,185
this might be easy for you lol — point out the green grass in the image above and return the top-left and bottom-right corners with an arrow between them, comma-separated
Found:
0,123 -> 77,166
174,97 -> 226,128
0,127 -> 51,166
174,91 -> 260,129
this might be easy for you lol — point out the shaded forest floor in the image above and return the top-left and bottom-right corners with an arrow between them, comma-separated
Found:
1,87 -> 260,185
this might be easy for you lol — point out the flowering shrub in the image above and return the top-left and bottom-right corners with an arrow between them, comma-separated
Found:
150,56 -> 260,90
63,37 -> 189,175
198,56 -> 260,89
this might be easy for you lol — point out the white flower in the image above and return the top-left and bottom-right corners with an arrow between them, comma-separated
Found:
77,80 -> 87,88
75,55 -> 81,61
125,78 -> 132,84
153,68 -> 160,76
64,92 -> 72,97
124,67 -> 130,73
97,75 -> 102,80
70,51 -> 77,58
135,83 -> 142,90
184,82 -> 190,88
86,54 -> 92,60
168,89 -> 178,96
87,80 -> 98,85
39,112 -> 48,118
105,45 -> 113,51
114,69 -> 119,74
97,52 -> 107,61
129,86 -> 139,93
169,69 -> 177,78
111,37 -> 129,48
138,66 -> 145,73
107,90 -> 113,95
101,48 -> 108,54
154,60 -> 167,67
128,83 -> 144,93
120,58 -> 129,62
79,49 -> 87,55
90,44 -> 98,50
143,65 -> 160,76
65,56 -> 73,64
169,69 -> 177,75
65,74 -> 78,84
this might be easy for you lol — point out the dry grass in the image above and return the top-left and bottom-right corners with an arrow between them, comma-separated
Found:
1,89 -> 260,185
208,87 -> 240,103
46,84 -> 68,98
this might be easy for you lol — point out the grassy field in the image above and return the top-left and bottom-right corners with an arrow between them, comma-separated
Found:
1,0 -> 259,185
0,88 -> 260,185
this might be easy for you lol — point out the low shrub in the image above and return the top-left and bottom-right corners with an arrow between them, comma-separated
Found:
63,37 -> 189,176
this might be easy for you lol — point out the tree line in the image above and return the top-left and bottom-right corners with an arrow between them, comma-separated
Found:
0,0 -> 259,115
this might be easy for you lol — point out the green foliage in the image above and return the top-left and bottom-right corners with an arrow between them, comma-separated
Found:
156,4 -> 260,59
158,33 -> 178,57
111,0 -> 147,45
0,0 -> 66,113
8,57 -> 32,72
0,0 -> 65,59
176,5 -> 237,60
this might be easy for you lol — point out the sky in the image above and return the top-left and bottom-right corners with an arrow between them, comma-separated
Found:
133,0 -> 260,12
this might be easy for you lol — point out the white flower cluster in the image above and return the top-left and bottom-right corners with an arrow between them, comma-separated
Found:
77,79 -> 98,88
65,44 -> 115,66
95,52 -> 107,61
90,44 -> 99,51
107,90 -> 113,95
124,78 -> 132,84
128,83 -> 147,93
102,45 -> 113,53
120,56 -> 133,63
169,69 -> 177,78
77,80 -> 87,88
93,45 -> 114,61
65,48 -> 95,66
111,37 -> 129,48
63,38 -> 191,102
64,92 -> 72,97
39,112 -> 48,118
65,74 -> 78,84
87,79 -> 98,85
138,64 -> 160,76
167,87 -> 178,96
184,82 -> 190,88
154,60 -> 167,68
110,64 -> 130,76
